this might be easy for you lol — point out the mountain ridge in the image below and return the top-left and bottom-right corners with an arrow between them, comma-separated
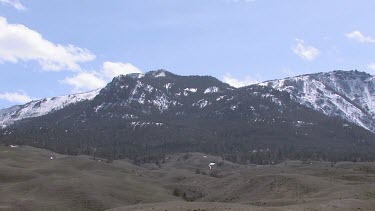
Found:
0,89 -> 100,128
2,69 -> 374,133
1,69 -> 374,164
260,70 -> 375,132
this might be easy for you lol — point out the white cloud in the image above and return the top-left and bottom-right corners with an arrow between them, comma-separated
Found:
292,39 -> 320,61
0,91 -> 33,104
60,61 -> 142,91
0,0 -> 25,10
60,72 -> 106,92
0,16 -> 95,71
223,73 -> 259,88
346,30 -> 375,43
101,61 -> 142,79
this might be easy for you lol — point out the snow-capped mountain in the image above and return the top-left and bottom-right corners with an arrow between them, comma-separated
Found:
1,70 -> 374,134
260,70 -> 375,132
0,89 -> 100,128
92,70 -> 234,114
1,69 -> 375,164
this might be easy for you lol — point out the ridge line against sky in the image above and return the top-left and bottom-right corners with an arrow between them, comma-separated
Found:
0,0 -> 375,108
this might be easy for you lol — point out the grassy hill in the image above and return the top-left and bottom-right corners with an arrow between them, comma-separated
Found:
1,145 -> 375,211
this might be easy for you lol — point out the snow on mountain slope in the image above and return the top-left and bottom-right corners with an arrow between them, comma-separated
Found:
0,89 -> 100,127
260,70 -> 375,132
2,69 -> 374,135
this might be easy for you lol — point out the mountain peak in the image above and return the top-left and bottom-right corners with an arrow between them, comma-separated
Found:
146,69 -> 174,78
112,70 -> 175,81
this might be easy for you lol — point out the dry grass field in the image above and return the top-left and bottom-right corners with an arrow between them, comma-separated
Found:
1,145 -> 375,211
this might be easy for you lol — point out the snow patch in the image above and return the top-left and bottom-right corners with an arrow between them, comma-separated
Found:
128,73 -> 145,79
154,71 -> 166,78
94,103 -> 105,112
165,83 -> 173,90
184,88 -> 197,93
130,121 -> 164,129
184,88 -> 197,96
295,121 -> 314,127
193,99 -> 210,108
204,86 -> 219,94
216,96 -> 225,101
230,105 -> 237,110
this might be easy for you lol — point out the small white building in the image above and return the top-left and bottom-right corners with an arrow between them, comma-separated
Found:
208,162 -> 216,170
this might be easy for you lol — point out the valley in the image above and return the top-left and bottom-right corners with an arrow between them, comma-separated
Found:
1,145 -> 375,211
1,2 -> 375,210
1,70 -> 375,211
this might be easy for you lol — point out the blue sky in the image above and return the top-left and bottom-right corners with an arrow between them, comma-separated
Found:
0,0 -> 375,108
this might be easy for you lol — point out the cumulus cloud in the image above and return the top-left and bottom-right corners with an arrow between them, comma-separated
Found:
0,16 -> 95,71
101,61 -> 142,79
0,0 -> 25,10
223,73 -> 260,88
61,61 -> 142,92
0,91 -> 33,104
292,39 -> 320,61
346,30 -> 375,43
60,72 -> 106,92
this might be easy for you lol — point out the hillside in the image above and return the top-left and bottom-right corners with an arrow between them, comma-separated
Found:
1,145 -> 375,211
260,70 -> 375,133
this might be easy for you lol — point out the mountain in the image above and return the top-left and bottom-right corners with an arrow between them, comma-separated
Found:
260,70 -> 375,133
1,70 -> 374,164
0,89 -> 100,129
